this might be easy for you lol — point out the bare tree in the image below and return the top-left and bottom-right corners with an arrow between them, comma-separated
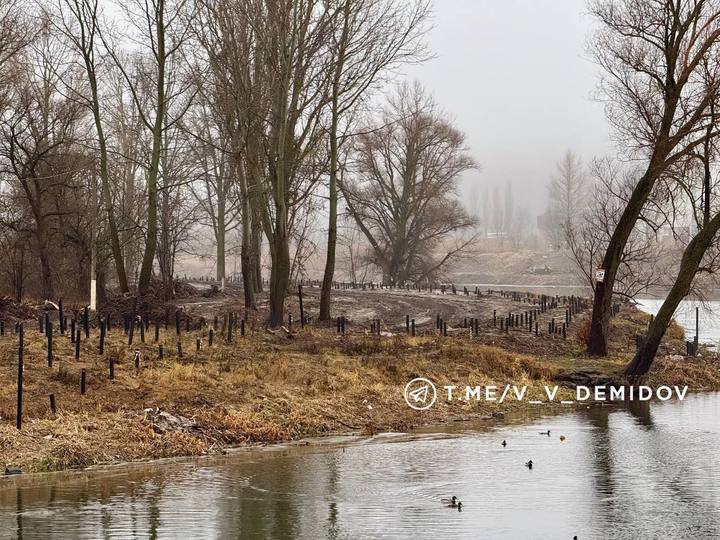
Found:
587,0 -> 720,355
546,149 -> 587,246
185,95 -> 241,285
102,0 -> 196,294
0,1 -> 29,93
567,158 -> 665,299
318,0 -> 431,320
626,102 -> 720,378
55,0 -> 130,293
342,82 -> 477,284
0,24 -> 87,299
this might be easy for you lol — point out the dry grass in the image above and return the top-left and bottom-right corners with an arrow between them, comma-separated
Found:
0,305 -> 716,474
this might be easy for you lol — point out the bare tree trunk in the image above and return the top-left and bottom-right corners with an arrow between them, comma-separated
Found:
216,194 -> 225,282
240,195 -> 255,309
252,213 -> 263,293
588,165 -> 661,355
319,103 -> 339,320
60,0 -> 130,293
38,237 -> 53,299
269,231 -> 290,327
625,214 -> 720,378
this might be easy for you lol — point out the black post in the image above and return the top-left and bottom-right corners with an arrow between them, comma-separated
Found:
80,368 -> 87,395
71,318 -> 76,343
59,299 -> 65,334
209,329 -> 214,347
47,321 -> 53,367
109,358 -> 115,380
83,306 -> 89,339
196,337 -> 201,352
99,319 -> 106,355
49,393 -> 56,415
75,329 -> 81,359
298,285 -> 305,328
140,317 -> 145,343
155,319 -> 160,342
411,319 -> 416,336
176,310 -> 181,336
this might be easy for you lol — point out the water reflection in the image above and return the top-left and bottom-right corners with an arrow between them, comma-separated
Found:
1,394 -> 720,539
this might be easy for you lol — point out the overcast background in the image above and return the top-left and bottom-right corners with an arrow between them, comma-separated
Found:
406,0 -> 613,218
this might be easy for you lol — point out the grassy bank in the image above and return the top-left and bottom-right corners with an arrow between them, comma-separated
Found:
1,304 -> 718,474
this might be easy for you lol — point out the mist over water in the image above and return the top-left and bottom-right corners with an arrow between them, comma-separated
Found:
2,394 -> 719,539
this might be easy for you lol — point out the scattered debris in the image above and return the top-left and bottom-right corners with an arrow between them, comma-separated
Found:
144,408 -> 199,434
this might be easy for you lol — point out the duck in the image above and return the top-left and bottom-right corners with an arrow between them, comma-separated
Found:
444,497 -> 462,509
525,460 -> 533,469
540,430 -> 550,436
441,496 -> 458,506
560,435 -> 566,441
502,440 -> 507,447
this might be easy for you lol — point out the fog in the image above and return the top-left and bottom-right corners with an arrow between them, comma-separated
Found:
408,0 -> 612,216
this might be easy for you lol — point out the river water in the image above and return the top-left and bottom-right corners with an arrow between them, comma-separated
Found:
635,298 -> 720,347
1,393 -> 719,539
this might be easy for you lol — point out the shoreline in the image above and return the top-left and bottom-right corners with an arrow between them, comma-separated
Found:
0,391 -> 703,486
2,289 -> 719,476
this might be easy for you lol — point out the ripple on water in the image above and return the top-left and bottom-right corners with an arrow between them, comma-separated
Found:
2,394 -> 720,539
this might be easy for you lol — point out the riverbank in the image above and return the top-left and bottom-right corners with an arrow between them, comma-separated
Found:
1,288 -> 719,475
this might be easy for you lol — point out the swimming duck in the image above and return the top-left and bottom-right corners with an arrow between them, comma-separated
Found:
560,435 -> 566,441
525,460 -> 533,469
540,430 -> 550,436
502,440 -> 507,447
441,496 -> 457,505
443,497 -> 462,508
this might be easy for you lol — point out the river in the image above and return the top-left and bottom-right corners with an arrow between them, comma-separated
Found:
635,298 -> 720,346
1,393 -> 719,539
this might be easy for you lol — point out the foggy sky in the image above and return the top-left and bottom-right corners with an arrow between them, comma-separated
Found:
406,0 -> 612,218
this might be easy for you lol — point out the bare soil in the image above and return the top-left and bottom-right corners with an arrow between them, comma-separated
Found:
0,286 -> 717,475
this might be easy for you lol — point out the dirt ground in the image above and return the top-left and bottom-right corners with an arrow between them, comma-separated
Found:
0,286 -> 717,475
